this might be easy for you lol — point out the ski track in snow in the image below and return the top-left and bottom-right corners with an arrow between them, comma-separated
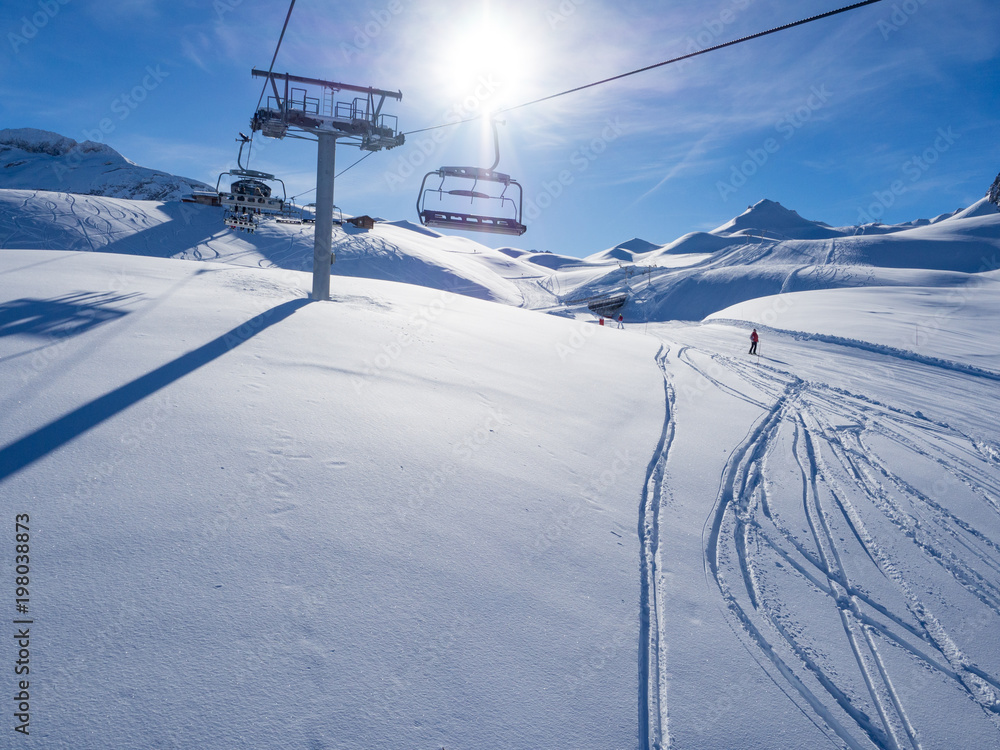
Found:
687,347 -> 1000,749
639,345 -> 674,750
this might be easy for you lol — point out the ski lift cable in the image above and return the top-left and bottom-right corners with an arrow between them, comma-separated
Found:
402,0 -> 885,137
289,151 -> 376,199
241,0 -> 296,170
336,150 -> 375,178
251,0 -> 883,183
254,0 -> 298,114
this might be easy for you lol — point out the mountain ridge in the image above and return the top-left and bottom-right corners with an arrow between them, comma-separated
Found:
0,127 -> 212,201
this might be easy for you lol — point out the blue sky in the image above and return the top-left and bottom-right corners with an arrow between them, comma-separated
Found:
2,0 -> 998,257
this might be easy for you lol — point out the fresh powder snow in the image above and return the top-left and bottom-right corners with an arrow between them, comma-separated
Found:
1,169 -> 1000,749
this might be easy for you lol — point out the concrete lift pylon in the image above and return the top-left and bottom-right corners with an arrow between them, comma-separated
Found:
250,69 -> 405,301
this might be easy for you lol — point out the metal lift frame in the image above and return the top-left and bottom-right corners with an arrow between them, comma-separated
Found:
416,120 -> 527,237
216,136 -> 288,233
248,69 -> 405,300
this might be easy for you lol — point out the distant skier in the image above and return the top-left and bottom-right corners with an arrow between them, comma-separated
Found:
749,328 -> 759,355
617,314 -> 624,330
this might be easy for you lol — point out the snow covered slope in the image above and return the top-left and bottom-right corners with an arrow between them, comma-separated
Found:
0,128 -> 212,201
587,237 -> 664,263
643,310 -> 1000,749
2,186 -> 999,323
0,248 -> 663,749
711,198 -> 844,240
585,206 -> 1000,322
0,189 -> 553,305
3,239 -> 1000,748
709,279 -> 1000,373
3,168 -> 1000,748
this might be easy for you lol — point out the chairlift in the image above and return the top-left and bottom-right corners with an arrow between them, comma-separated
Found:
277,197 -> 304,224
417,119 -> 526,236
217,134 -> 286,233
276,203 -> 303,224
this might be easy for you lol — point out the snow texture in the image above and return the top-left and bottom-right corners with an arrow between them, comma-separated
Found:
2,181 -> 1000,749
0,128 -> 212,201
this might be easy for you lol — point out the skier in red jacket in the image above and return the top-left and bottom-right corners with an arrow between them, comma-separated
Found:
749,328 -> 759,355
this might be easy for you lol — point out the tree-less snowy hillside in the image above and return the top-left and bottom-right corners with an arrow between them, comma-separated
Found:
0,128 -> 212,201
2,177 -> 1000,748
3,188 -> 999,324
0,249 -> 664,749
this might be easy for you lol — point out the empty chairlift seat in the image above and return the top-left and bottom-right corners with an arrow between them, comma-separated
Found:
416,121 -> 527,237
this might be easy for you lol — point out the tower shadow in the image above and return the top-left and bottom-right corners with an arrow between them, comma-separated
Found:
0,297 -> 309,482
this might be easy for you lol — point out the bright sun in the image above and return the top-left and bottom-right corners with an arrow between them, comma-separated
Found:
436,10 -> 536,109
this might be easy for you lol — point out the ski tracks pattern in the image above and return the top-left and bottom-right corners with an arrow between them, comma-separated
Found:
640,344 -> 674,750
691,350 -> 1000,749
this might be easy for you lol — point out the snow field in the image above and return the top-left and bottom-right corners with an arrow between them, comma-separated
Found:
644,320 -> 1000,748
0,249 -> 665,749
2,183 -> 1000,748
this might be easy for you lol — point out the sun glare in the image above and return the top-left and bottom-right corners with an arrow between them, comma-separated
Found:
436,10 -> 537,109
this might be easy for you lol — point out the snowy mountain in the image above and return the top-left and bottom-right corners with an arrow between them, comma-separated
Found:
0,128 -> 212,201
3,187 -> 999,325
710,198 -> 844,240
587,237 -> 664,263
0,188 -> 557,305
990,171 -> 1000,208
3,204 -> 1000,748
558,199 -> 1000,321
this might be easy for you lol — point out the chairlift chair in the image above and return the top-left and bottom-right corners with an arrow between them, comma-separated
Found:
217,134 -> 287,233
218,171 -> 286,232
277,199 -> 304,224
417,120 -> 527,237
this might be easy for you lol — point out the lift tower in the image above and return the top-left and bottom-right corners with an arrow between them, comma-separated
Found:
250,69 -> 404,301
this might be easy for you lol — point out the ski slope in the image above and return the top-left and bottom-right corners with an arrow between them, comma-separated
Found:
3,186 -> 999,323
1,248 -> 664,749
2,183 -> 1000,748
0,188 -> 573,308
644,316 -> 1000,748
